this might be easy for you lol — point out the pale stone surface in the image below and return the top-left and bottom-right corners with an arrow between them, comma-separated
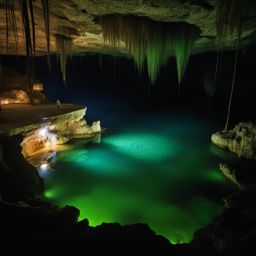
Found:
11,106 -> 101,156
211,122 -> 256,160
91,121 -> 101,133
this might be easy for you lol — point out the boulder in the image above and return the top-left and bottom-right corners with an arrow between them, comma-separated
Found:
211,122 -> 256,160
1,89 -> 30,104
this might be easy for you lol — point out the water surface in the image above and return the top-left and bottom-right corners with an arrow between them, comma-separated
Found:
41,110 -> 236,243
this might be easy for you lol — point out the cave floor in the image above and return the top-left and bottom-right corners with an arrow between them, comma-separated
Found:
0,103 -> 84,133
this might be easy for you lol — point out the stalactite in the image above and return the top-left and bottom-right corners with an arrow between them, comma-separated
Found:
55,35 -> 72,86
215,0 -> 247,130
42,0 -> 51,69
173,23 -> 198,93
5,0 -> 18,54
100,14 -> 199,85
20,0 -> 34,104
28,0 -> 36,55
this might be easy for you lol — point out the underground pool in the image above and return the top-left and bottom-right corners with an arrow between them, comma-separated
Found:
40,110 -> 237,244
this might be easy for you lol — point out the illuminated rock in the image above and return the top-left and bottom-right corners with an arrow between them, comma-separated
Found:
20,107 -> 101,157
211,122 -> 256,159
33,83 -> 44,91
219,162 -> 256,190
1,89 -> 30,104
91,121 -> 101,133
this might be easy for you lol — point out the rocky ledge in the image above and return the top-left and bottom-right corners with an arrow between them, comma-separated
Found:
0,104 -> 101,156
21,107 -> 101,156
211,122 -> 256,189
211,122 -> 256,160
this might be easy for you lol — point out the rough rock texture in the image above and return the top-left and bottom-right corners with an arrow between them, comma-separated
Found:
0,66 -> 30,91
0,66 -> 47,104
1,89 -> 30,104
220,162 -> 256,190
0,196 -> 181,256
211,122 -> 256,160
212,122 -> 256,190
190,187 -> 256,256
0,0 -> 256,56
0,135 -> 44,200
21,108 -> 101,156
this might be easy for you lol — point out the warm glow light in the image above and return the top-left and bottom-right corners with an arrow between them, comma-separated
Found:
40,163 -> 48,169
38,127 -> 48,137
45,141 -> 50,147
1,99 -> 10,105
33,83 -> 44,91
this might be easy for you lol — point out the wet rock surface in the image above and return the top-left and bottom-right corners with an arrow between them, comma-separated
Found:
211,122 -> 256,160
212,122 -> 256,189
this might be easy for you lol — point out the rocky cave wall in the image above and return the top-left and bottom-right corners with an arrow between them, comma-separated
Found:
19,107 -> 101,157
0,0 -> 256,57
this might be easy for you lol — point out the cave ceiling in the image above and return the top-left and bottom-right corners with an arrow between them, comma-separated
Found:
0,0 -> 256,57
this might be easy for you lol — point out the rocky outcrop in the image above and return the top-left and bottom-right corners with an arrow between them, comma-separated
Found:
1,89 -> 30,104
0,195 -> 181,256
0,135 -> 44,200
220,162 -> 256,190
212,122 -> 256,189
190,187 -> 256,256
21,107 -> 101,156
0,66 -> 47,104
211,122 -> 256,160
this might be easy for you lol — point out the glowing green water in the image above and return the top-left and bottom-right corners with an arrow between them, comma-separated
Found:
41,113 -> 236,244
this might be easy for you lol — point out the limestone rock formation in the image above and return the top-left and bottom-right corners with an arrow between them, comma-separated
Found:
21,107 -> 101,156
220,162 -> 256,190
211,122 -> 256,160
0,66 -> 47,104
1,89 -> 30,104
0,66 -> 30,91
0,0 -> 256,56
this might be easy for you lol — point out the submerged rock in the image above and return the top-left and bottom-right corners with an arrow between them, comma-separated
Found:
211,122 -> 256,160
220,162 -> 256,190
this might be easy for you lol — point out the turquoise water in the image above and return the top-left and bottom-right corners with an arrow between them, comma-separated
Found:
41,110 -> 237,244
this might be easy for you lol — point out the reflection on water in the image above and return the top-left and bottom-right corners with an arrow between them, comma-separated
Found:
41,111 -> 237,244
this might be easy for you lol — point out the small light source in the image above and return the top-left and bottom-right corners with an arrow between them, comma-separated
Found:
33,83 -> 44,91
40,163 -> 48,169
38,127 -> 48,137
